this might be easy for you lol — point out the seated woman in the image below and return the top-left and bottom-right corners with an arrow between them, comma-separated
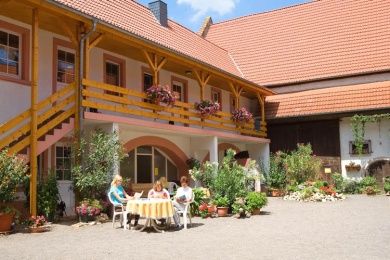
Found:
173,176 -> 193,228
110,175 -> 139,227
148,181 -> 170,199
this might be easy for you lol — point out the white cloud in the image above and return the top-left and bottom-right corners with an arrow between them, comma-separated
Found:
177,0 -> 239,21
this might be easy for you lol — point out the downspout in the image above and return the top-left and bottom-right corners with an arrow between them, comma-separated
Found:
78,19 -> 97,136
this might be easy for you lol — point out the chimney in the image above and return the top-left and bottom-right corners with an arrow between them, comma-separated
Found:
198,16 -> 213,37
149,1 -> 168,27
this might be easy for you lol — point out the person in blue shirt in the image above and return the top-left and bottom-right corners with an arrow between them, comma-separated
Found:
109,174 -> 139,227
110,174 -> 132,204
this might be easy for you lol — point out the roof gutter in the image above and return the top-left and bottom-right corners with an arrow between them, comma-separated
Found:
45,0 -> 275,96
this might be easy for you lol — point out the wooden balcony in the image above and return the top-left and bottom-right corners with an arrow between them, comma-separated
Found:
82,79 -> 267,138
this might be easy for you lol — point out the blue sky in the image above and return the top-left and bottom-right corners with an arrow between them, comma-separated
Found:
138,0 -> 310,32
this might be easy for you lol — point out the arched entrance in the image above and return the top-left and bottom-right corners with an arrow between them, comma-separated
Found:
365,157 -> 390,187
122,136 -> 189,183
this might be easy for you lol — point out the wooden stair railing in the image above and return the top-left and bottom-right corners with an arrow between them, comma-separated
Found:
0,82 -> 76,155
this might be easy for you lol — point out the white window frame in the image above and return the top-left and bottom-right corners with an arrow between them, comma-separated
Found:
55,144 -> 72,181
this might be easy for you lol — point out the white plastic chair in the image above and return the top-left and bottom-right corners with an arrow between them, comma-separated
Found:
175,191 -> 194,229
168,182 -> 179,195
107,191 -> 127,228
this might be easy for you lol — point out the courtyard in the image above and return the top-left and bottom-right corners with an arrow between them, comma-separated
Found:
1,195 -> 389,260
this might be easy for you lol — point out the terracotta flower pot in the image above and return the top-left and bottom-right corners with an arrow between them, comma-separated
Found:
207,205 -> 215,214
217,207 -> 229,217
0,213 -> 13,233
270,189 -> 284,197
29,226 -> 50,233
252,208 -> 261,215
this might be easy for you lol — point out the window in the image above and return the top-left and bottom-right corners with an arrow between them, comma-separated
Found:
120,146 -> 178,183
349,140 -> 372,155
211,88 -> 222,110
103,53 -> 126,96
105,61 -> 120,86
56,146 -> 72,180
57,49 -> 75,84
0,20 -> 29,84
172,82 -> 183,101
0,30 -> 20,77
143,72 -> 153,92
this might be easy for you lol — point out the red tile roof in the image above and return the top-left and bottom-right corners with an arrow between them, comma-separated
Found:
265,81 -> 390,119
205,0 -> 390,86
51,0 -> 247,84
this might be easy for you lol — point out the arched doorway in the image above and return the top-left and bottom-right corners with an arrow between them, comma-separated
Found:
122,136 -> 189,183
365,157 -> 390,187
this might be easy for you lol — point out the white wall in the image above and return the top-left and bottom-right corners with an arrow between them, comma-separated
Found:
339,117 -> 390,179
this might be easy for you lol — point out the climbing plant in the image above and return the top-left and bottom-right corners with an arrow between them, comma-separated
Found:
351,113 -> 390,155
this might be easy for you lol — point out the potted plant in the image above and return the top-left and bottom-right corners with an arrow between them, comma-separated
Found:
213,196 -> 229,217
0,150 -> 28,233
345,162 -> 361,172
245,192 -> 268,215
76,199 -> 102,223
232,107 -> 253,125
194,100 -> 220,118
27,215 -> 50,233
145,85 -> 176,106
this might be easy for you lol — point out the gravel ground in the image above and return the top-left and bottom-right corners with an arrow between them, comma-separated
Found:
1,195 -> 390,260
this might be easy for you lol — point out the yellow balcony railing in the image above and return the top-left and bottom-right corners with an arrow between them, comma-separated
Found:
82,79 -> 266,138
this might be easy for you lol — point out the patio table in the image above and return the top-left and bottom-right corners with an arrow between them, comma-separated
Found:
124,198 -> 174,232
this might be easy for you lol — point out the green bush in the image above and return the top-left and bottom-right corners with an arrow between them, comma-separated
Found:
360,176 -> 377,187
190,161 -> 217,188
37,171 -> 59,221
0,149 -> 28,211
245,192 -> 267,212
264,154 -> 287,189
332,173 -> 344,192
72,129 -> 124,199
210,149 -> 247,206
343,180 -> 361,194
313,181 -> 328,189
190,188 -> 206,216
213,195 -> 229,207
286,184 -> 299,193
384,177 -> 390,193
284,144 -> 321,184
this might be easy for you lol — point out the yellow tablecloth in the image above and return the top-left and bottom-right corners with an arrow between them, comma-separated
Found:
126,199 -> 174,219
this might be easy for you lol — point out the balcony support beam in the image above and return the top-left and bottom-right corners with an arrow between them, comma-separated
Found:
256,92 -> 266,126
142,50 -> 167,85
194,70 -> 211,100
228,82 -> 243,109
30,8 -> 39,217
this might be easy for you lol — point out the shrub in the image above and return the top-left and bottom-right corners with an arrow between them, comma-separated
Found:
245,192 -> 267,212
190,188 -> 206,216
72,129 -> 124,199
37,171 -> 59,221
332,173 -> 344,192
0,149 -> 28,212
384,177 -> 390,193
264,153 -> 287,189
343,180 -> 361,194
314,181 -> 328,189
190,161 -> 217,188
210,149 -> 247,206
360,176 -> 377,188
284,144 -> 322,184
213,196 -> 229,207
286,184 -> 299,193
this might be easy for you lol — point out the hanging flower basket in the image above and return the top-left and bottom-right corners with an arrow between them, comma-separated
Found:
194,100 -> 220,118
232,107 -> 253,125
145,85 -> 176,106
345,162 -> 361,172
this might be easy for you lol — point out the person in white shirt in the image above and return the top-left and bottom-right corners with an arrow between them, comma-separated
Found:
173,176 -> 193,228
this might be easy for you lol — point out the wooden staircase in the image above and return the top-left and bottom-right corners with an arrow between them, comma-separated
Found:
0,82 -> 76,161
